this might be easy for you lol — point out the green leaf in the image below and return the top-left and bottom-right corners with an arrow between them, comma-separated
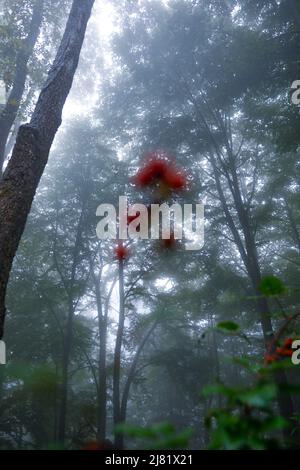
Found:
114,422 -> 192,450
202,383 -> 231,398
238,383 -> 277,408
217,321 -> 239,332
259,276 -> 285,296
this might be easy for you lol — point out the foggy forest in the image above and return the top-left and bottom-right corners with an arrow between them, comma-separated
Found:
0,0 -> 300,452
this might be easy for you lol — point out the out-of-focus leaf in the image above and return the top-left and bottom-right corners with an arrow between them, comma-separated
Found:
259,276 -> 285,296
217,321 -> 239,332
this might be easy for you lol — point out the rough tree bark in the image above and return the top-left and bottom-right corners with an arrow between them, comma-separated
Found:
0,0 -> 95,341
0,0 -> 44,174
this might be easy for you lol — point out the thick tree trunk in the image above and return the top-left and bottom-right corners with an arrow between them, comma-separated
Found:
0,0 -> 95,340
0,0 -> 44,174
113,259 -> 125,449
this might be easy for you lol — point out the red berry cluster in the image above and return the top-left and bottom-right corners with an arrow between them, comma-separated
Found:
83,440 -> 115,450
114,241 -> 130,261
132,151 -> 187,192
114,150 -> 188,260
265,338 -> 295,364
114,212 -> 143,261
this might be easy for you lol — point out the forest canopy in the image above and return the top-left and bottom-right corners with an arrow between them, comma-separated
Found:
0,0 -> 300,452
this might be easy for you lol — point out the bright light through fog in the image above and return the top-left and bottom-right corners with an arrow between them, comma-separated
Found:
155,277 -> 174,292
62,0 -> 118,119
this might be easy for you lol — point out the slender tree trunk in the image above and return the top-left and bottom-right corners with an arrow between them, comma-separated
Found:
57,297 -> 74,444
57,208 -> 84,444
0,367 -> 4,401
215,150 -> 297,443
181,43 -> 297,447
208,312 -> 221,408
284,198 -> 300,252
117,321 -> 158,448
91,263 -> 107,443
0,0 -> 95,341
90,258 -> 118,444
291,0 -> 300,28
3,118 -> 20,164
0,0 -> 44,174
113,259 -> 125,449
97,306 -> 107,442
97,315 -> 108,442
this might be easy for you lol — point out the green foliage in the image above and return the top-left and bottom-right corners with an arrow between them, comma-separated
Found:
1,0 -> 300,452
206,408 -> 286,450
217,321 -> 239,332
115,422 -> 193,450
259,276 -> 286,297
203,376 -> 289,449
203,354 -> 300,450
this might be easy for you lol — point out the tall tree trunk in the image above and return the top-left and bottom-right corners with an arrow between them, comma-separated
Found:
117,321 -> 158,449
95,281 -> 107,443
208,312 -> 221,408
113,259 -> 125,449
3,117 -> 21,165
57,297 -> 74,445
0,0 -> 44,174
0,0 -> 95,341
96,274 -> 118,442
284,198 -> 300,252
211,146 -> 297,444
189,91 -> 297,440
291,0 -> 300,28
57,208 -> 84,445
90,261 -> 107,443
180,35 -> 298,448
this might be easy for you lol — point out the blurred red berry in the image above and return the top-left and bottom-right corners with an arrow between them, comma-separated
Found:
133,158 -> 168,187
283,338 -> 294,348
83,442 -> 102,450
83,440 -> 115,450
265,353 -> 278,364
282,349 -> 293,357
265,337 -> 296,365
147,159 -> 169,179
164,169 -> 187,190
276,346 -> 293,357
114,242 -> 129,261
132,151 -> 187,192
